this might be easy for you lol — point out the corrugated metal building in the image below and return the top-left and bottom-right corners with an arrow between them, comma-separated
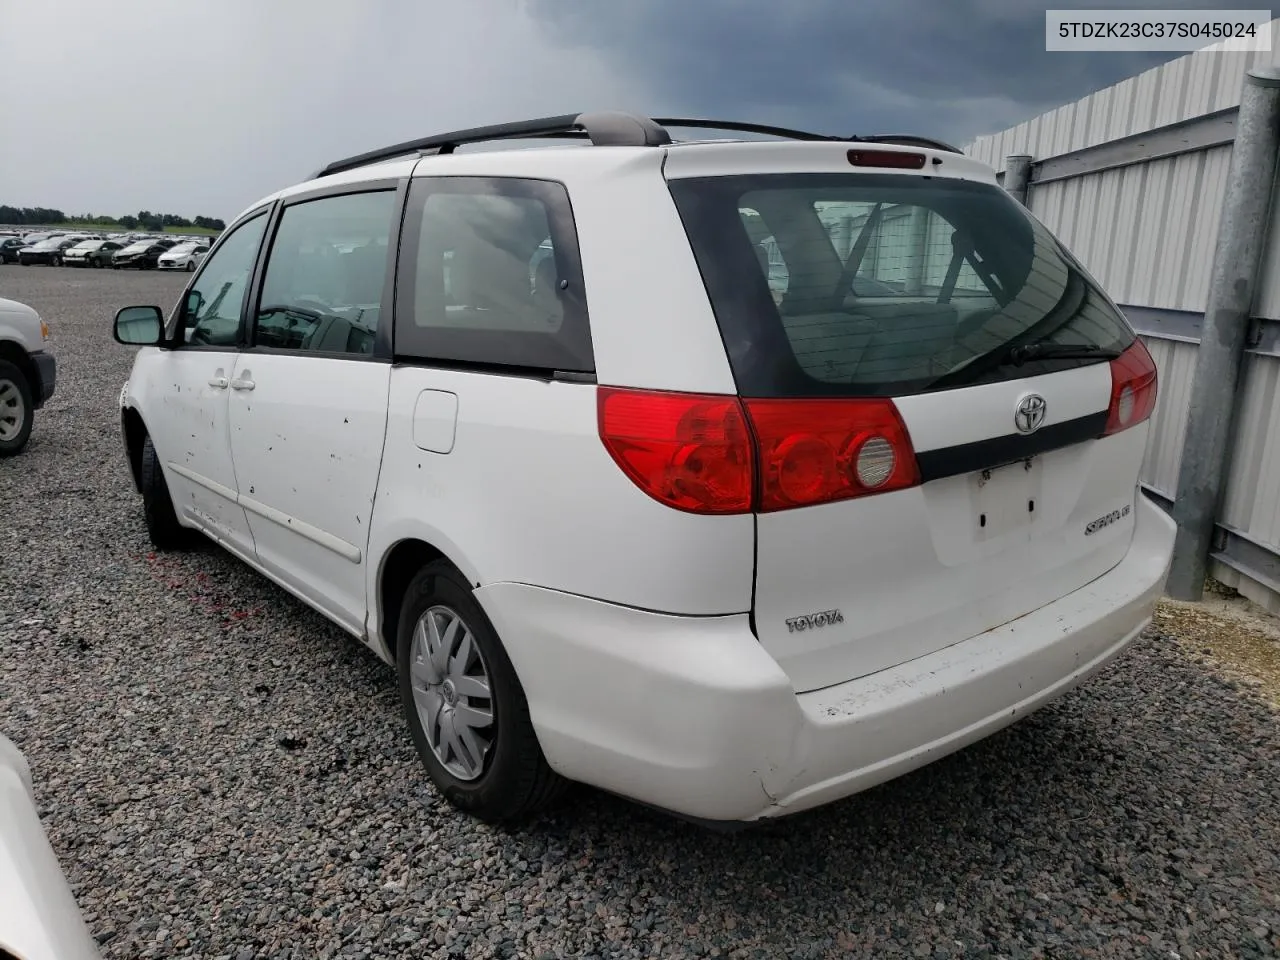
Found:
964,21 -> 1280,611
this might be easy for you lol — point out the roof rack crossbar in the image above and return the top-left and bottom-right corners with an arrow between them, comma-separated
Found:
313,111 -> 672,179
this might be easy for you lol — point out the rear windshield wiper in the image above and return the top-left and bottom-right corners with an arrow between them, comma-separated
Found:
1005,342 -> 1121,365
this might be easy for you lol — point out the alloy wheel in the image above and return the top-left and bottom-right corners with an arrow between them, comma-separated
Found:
408,605 -> 495,781
0,379 -> 26,443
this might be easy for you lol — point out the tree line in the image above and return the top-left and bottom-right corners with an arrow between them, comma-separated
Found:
0,205 -> 225,232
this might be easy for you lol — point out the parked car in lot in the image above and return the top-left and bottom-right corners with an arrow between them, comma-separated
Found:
0,294 -> 55,455
112,237 -> 176,269
62,238 -> 125,268
0,733 -> 100,960
0,237 -> 26,263
18,236 -> 84,266
111,111 -> 1175,825
157,240 -> 209,272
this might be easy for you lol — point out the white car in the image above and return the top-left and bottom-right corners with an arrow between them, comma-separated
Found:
157,241 -> 210,272
0,734 -> 101,960
0,296 -> 56,455
111,112 -> 1176,825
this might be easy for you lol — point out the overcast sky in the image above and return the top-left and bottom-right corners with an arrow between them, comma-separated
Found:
0,0 -> 1254,221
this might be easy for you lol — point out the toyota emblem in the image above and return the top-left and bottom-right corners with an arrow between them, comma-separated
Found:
1014,393 -> 1047,435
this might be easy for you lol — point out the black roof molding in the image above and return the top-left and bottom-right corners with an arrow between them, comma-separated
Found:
311,112 -> 963,179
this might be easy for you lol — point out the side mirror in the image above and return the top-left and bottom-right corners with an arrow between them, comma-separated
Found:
113,305 -> 165,346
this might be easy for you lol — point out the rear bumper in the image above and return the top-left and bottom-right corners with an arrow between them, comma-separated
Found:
476,493 -> 1176,823
31,351 -> 55,408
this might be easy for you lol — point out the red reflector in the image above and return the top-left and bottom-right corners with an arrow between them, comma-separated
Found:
847,149 -> 926,170
744,398 -> 920,512
598,387 -> 754,514
1103,338 -> 1158,436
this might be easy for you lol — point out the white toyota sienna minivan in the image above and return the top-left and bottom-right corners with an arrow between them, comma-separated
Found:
112,112 -> 1176,824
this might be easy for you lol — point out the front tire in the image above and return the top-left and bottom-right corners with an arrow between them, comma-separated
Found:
185,260 -> 195,272
0,360 -> 34,457
139,434 -> 188,549
397,560 -> 566,822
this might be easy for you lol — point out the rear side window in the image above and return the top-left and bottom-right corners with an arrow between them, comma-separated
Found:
394,177 -> 593,373
670,173 -> 1135,398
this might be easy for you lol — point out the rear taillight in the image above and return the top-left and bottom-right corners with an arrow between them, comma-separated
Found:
744,398 -> 920,512
1103,338 -> 1158,436
597,388 -> 921,514
597,387 -> 754,514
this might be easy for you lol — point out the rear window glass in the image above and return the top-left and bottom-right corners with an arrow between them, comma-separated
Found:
668,173 -> 1135,398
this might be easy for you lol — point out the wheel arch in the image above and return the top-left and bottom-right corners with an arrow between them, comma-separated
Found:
376,536 -> 489,662
0,340 -> 38,399
120,406 -> 148,493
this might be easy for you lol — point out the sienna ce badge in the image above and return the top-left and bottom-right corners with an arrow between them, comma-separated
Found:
1013,393 -> 1047,435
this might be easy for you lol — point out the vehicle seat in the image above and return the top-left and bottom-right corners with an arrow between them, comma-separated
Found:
854,302 -> 961,381
339,242 -> 386,306
451,235 -> 540,332
780,311 -> 879,382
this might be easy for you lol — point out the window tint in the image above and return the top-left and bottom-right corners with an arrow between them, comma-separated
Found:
396,177 -> 593,373
252,191 -> 394,356
670,173 -> 1135,398
182,212 -> 267,348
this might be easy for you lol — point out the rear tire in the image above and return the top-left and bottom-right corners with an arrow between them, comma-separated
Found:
139,434 -> 188,550
396,560 -> 567,823
0,360 -> 34,457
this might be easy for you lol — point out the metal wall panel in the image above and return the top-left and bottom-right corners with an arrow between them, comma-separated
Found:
965,22 -> 1280,167
1024,146 -> 1231,313
1140,337 -> 1198,497
1221,355 -> 1280,548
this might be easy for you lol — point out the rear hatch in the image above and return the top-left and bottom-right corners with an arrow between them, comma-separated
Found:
666,154 -> 1157,693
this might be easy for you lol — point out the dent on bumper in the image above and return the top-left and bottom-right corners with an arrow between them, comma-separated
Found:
476,494 -> 1177,823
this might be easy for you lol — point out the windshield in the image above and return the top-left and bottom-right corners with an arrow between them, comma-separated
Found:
72,240 -> 103,250
668,172 -> 1135,398
166,242 -> 196,254
121,242 -> 151,253
31,238 -> 63,250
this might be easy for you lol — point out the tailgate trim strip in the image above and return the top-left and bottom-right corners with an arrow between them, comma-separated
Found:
915,410 -> 1107,482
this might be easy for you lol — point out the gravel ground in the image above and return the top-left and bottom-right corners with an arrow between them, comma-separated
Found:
3,263 -> 1280,959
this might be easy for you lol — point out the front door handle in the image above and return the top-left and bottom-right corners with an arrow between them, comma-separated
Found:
230,376 -> 255,391
208,376 -> 228,389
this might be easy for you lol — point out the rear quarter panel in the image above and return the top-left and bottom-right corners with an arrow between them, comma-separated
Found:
367,371 -> 756,628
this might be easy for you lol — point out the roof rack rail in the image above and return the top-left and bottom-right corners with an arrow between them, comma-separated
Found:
651,118 -> 838,142
311,112 -> 966,179
312,111 -> 672,179
852,134 -> 964,155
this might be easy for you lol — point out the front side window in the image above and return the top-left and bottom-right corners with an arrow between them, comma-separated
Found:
670,173 -> 1135,397
252,190 -> 395,356
181,212 -> 268,348
395,177 -> 593,373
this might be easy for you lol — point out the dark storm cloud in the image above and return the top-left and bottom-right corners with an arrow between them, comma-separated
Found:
528,0 -> 1252,142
